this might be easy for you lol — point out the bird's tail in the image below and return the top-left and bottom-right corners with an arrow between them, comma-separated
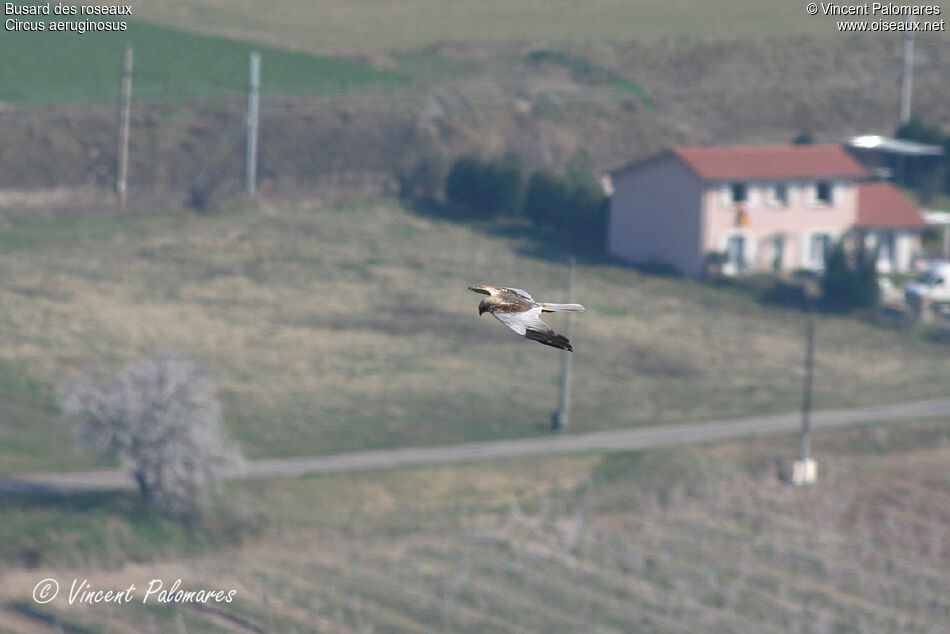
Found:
540,303 -> 585,313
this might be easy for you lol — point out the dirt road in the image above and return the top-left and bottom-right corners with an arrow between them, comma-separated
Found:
3,398 -> 949,494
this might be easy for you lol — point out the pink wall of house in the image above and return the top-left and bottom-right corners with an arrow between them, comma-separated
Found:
701,179 -> 858,272
608,154 -> 705,277
605,146 -> 924,277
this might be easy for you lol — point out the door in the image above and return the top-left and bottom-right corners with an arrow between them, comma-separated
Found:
726,235 -> 746,274
770,235 -> 785,272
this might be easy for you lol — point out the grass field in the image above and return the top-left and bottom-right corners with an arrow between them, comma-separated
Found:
0,197 -> 948,477
0,0 -> 866,104
4,420 -> 950,631
0,13 -> 407,104
131,0 -> 877,55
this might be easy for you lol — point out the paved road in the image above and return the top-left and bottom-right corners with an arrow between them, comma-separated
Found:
3,398 -> 950,494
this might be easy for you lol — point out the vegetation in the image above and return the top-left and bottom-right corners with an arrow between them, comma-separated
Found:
131,0 -> 853,55
524,169 -> 607,246
525,48 -> 653,106
4,421 -> 950,631
444,155 -> 526,218
3,2 -> 950,630
821,240 -> 880,313
0,15 -> 407,103
0,358 -> 97,476
1,198 -> 948,477
61,350 -> 245,515
439,154 -> 607,249
894,117 -> 950,204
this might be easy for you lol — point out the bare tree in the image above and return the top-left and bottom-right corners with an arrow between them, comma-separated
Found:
61,350 -> 245,515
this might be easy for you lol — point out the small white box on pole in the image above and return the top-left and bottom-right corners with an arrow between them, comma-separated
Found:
791,458 -> 817,486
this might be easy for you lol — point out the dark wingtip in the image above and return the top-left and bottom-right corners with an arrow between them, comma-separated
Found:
525,330 -> 574,351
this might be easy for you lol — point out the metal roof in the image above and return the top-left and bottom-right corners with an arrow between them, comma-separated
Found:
848,135 -> 944,156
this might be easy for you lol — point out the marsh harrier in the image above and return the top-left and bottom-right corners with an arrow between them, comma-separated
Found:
468,284 -> 585,351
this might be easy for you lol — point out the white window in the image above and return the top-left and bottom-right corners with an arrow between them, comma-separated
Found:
768,234 -> 786,271
808,181 -> 835,207
719,232 -> 757,275
876,231 -> 896,273
767,183 -> 789,207
730,182 -> 748,204
726,235 -> 747,272
805,232 -> 833,269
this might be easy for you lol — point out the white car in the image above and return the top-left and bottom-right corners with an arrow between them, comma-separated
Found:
905,263 -> 950,306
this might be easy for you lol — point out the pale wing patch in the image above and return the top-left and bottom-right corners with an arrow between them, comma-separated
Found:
492,306 -> 552,336
504,287 -> 535,302
467,284 -> 494,296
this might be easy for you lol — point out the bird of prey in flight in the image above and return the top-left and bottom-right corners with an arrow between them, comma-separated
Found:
468,284 -> 585,351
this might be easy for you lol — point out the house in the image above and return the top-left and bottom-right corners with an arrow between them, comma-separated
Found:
607,144 -> 927,277
854,182 -> 928,273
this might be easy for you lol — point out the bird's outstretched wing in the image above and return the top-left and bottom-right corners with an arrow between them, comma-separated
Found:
467,284 -> 496,296
492,306 -> 573,351
468,285 -> 535,302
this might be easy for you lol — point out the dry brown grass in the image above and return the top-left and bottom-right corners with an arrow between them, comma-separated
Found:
131,0 -> 856,55
6,422 -> 950,632
1,198 -> 948,474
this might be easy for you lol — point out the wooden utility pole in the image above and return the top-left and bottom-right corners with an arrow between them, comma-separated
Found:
943,223 -> 950,260
116,43 -> 133,211
552,256 -> 576,431
800,310 -> 815,462
792,309 -> 817,485
246,51 -> 261,198
899,15 -> 915,126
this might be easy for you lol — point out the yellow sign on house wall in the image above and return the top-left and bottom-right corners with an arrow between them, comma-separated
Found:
736,202 -> 750,227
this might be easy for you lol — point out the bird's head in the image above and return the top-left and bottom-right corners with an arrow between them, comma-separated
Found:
477,299 -> 489,315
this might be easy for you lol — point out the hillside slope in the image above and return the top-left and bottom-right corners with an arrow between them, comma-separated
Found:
1,198 -> 947,475
4,420 -> 950,631
2,34 -> 948,200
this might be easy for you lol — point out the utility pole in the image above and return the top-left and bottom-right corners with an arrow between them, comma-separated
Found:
246,51 -> 261,198
943,223 -> 950,260
792,309 -> 817,485
116,43 -> 133,211
899,15 -> 915,126
552,256 -> 576,431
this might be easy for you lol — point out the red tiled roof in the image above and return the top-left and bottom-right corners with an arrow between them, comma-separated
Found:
856,182 -> 927,228
672,144 -> 868,180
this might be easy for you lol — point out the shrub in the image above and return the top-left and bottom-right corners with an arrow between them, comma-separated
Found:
524,169 -> 607,243
444,154 -> 525,218
821,240 -> 880,312
895,117 -> 950,200
524,170 -> 572,227
398,154 -> 448,202
61,350 -> 245,516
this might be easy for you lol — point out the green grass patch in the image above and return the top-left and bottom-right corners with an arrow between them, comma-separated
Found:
1,197 -> 948,477
526,48 -> 654,108
132,0 -> 849,55
0,209 -> 193,253
0,10 -> 408,103
0,359 -> 96,476
0,358 -> 55,409
0,489 -> 255,569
